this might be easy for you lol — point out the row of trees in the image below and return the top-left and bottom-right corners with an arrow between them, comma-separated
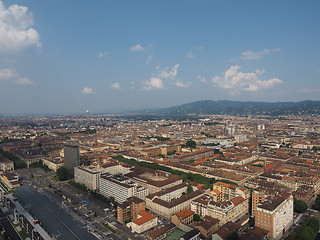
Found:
0,147 -> 26,168
30,160 -> 50,172
112,155 -> 237,187
288,217 -> 319,240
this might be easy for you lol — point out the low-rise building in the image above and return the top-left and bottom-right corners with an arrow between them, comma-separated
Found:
179,229 -> 202,240
147,223 -> 176,240
292,185 -> 313,204
0,172 -> 19,189
212,222 -> 241,240
127,210 -> 157,234
194,216 -> 219,239
0,154 -> 14,172
43,158 -> 64,171
171,209 -> 194,230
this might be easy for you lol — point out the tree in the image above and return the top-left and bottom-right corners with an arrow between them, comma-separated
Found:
306,217 -> 320,232
193,214 -> 200,222
294,198 -> 308,213
298,226 -> 314,240
56,167 -> 69,181
186,139 -> 196,149
187,183 -> 193,194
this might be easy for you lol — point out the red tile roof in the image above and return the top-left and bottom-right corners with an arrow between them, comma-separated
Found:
176,209 -> 194,219
132,210 -> 157,225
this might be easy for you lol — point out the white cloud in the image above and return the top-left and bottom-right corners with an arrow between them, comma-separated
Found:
111,82 -> 121,90
158,64 -> 180,80
98,52 -> 108,58
142,64 -> 189,90
15,77 -> 34,85
0,1 -> 41,53
130,44 -> 144,52
0,68 -> 19,80
82,87 -> 93,94
0,68 -> 35,85
197,75 -> 207,83
239,48 -> 280,61
174,80 -> 192,88
212,65 -> 282,95
186,52 -> 195,58
196,46 -> 204,50
142,77 -> 164,91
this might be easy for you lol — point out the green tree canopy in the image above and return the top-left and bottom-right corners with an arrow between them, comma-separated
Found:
186,139 -> 196,148
187,183 -> 193,194
193,214 -> 200,222
56,167 -> 69,181
294,198 -> 308,213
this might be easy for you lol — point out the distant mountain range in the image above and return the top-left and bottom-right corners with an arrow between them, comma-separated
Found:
155,100 -> 320,115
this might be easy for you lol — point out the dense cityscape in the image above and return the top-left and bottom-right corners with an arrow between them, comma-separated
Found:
1,0 -> 320,239
0,113 -> 320,240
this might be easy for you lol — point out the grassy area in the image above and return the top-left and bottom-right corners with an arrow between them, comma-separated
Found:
102,223 -> 115,233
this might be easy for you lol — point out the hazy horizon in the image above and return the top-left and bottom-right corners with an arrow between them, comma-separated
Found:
0,1 -> 320,114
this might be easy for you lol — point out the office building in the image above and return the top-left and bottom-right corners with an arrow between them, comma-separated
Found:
64,143 -> 80,175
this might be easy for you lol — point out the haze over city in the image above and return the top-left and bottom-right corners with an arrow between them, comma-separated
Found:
0,0 -> 319,114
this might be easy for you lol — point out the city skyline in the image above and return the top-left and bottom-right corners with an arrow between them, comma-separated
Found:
0,0 -> 319,114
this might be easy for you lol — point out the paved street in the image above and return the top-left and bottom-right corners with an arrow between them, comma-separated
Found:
15,185 -> 97,240
16,168 -> 145,240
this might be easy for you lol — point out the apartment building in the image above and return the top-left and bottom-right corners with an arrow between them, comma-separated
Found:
211,182 -> 250,202
126,167 -> 183,194
194,216 -> 220,240
117,197 -> 145,224
191,195 -> 211,217
74,166 -> 101,190
146,189 -> 205,218
207,196 -> 248,225
99,174 -> 148,203
255,193 -> 293,240
171,209 -> 194,229
292,185 -> 313,204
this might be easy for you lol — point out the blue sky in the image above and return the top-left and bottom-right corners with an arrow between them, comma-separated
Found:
0,0 -> 319,114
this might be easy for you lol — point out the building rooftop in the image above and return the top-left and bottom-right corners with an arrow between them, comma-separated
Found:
132,210 -> 157,225
175,209 -> 194,220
